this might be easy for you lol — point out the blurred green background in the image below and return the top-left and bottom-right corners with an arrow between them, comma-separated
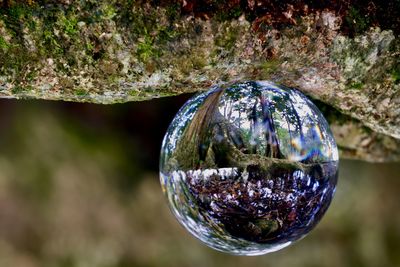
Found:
0,96 -> 399,267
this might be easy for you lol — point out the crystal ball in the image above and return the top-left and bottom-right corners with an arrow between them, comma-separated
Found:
159,81 -> 339,255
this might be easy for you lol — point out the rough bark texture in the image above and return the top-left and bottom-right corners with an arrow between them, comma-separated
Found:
0,1 -> 399,162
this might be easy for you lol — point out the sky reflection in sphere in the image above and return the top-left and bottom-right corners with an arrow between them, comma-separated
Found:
159,81 -> 339,255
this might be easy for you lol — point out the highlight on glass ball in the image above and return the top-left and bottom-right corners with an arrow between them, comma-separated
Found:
159,81 -> 339,256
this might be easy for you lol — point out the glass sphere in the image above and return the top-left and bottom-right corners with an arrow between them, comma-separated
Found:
159,81 -> 339,255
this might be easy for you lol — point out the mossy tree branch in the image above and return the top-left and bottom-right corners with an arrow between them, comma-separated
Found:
0,0 -> 399,162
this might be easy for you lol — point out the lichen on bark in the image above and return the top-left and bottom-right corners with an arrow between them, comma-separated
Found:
0,0 -> 399,162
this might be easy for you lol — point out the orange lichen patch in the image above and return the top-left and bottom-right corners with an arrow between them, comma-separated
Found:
300,35 -> 310,46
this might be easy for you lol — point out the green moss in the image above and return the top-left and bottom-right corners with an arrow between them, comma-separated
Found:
85,41 -> 94,52
136,34 -> 160,62
59,15 -> 78,36
260,60 -> 281,76
191,54 -> 207,70
6,4 -> 33,20
2,3 -> 39,35
42,29 -> 63,55
158,25 -> 180,44
75,88 -> 88,96
128,90 -> 140,97
132,7 -> 180,62
11,85 -> 32,94
0,36 -> 10,50
0,4 -> 46,82
215,26 -> 239,52
0,5 -> 27,41
102,4 -> 117,20
118,3 -> 182,65
26,70 -> 37,82
392,65 -> 400,84
349,82 -> 364,90
0,44 -> 33,84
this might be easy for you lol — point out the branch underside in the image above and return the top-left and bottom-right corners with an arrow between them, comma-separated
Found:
0,1 -> 399,162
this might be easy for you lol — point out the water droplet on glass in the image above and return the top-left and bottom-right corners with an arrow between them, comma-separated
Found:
159,81 -> 339,255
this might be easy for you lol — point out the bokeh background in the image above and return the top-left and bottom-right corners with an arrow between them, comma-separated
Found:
0,95 -> 399,267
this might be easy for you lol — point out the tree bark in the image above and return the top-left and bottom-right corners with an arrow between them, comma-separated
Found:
0,1 -> 399,162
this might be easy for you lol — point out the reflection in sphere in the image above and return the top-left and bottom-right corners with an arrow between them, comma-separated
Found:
160,81 -> 339,255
